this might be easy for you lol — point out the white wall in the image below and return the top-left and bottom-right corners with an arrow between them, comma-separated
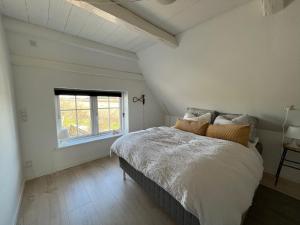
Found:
0,15 -> 23,225
139,0 -> 300,183
6,18 -> 164,180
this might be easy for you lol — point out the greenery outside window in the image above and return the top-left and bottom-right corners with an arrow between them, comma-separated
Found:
55,89 -> 123,147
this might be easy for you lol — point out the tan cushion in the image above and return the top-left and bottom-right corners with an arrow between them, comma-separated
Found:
175,119 -> 209,136
206,124 -> 250,146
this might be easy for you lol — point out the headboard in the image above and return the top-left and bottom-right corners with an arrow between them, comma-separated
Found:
185,107 -> 262,154
185,107 -> 258,125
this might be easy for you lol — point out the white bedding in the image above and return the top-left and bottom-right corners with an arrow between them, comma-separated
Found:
111,126 -> 263,225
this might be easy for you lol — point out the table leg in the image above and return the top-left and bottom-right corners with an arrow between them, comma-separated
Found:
274,148 -> 288,186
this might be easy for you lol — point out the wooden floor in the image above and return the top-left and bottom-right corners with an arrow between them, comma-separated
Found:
17,156 -> 300,225
261,172 -> 300,200
17,156 -> 176,225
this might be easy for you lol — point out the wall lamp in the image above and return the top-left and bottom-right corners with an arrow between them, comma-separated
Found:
133,94 -> 145,105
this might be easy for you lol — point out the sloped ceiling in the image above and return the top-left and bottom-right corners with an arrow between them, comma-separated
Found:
138,0 -> 300,130
119,0 -> 251,35
0,0 -> 251,52
0,0 -> 155,52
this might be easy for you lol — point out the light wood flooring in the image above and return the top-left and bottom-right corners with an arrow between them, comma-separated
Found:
17,156 -> 300,225
17,156 -> 176,225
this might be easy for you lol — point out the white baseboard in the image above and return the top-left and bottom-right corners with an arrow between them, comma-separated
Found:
13,179 -> 25,225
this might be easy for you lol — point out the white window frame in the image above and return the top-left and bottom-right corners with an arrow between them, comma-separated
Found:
55,93 -> 124,148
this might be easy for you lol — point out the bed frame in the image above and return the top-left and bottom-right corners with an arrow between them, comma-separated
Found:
119,157 -> 200,225
119,142 -> 262,225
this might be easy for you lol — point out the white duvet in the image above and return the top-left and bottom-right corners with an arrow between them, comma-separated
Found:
111,127 -> 263,225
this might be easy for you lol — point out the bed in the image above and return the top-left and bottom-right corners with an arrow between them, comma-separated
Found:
111,109 -> 264,225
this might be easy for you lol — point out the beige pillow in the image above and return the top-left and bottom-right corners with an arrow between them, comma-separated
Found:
206,124 -> 250,146
175,119 -> 209,136
213,114 -> 257,143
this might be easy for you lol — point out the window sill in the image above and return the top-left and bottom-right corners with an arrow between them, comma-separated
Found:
57,133 -> 123,150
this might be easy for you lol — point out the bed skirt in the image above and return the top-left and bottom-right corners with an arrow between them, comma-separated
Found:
119,157 -> 201,225
119,157 -> 250,225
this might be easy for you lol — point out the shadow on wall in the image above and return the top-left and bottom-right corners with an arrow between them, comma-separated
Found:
284,0 -> 296,8
262,0 -> 296,15
258,115 -> 283,132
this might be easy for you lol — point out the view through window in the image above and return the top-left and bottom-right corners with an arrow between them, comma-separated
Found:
59,95 -> 92,138
97,96 -> 121,132
55,89 -> 123,144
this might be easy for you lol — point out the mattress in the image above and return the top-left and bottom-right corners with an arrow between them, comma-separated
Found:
111,126 -> 263,225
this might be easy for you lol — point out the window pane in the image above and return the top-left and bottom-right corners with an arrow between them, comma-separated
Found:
98,96 -> 109,108
60,110 -> 77,138
57,92 -> 123,142
109,97 -> 120,108
59,95 -> 75,110
76,96 -> 90,109
98,109 -> 109,132
110,108 -> 120,131
77,110 -> 92,136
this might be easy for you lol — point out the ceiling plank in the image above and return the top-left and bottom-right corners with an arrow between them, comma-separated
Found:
48,0 -> 73,32
77,13 -> 105,37
66,0 -> 178,47
26,0 -> 50,26
1,0 -> 29,22
64,4 -> 91,35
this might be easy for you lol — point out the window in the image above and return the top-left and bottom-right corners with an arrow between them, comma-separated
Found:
55,89 -> 123,147
97,96 -> 121,132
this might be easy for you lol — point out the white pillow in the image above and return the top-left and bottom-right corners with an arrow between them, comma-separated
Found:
213,116 -> 234,125
183,112 -> 195,119
183,112 -> 212,123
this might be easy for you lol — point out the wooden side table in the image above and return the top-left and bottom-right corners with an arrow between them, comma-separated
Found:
275,144 -> 300,186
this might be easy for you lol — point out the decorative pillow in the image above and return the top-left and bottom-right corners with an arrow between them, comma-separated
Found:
206,124 -> 251,146
175,119 -> 209,136
185,108 -> 217,124
213,116 -> 234,125
213,114 -> 257,142
183,112 -> 212,123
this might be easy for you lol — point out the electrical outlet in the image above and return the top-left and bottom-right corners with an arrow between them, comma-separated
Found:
24,160 -> 32,168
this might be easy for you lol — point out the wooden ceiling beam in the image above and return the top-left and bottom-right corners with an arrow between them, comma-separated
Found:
66,0 -> 178,48
260,0 -> 285,16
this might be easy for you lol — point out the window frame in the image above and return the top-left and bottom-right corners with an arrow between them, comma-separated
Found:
55,91 -> 124,148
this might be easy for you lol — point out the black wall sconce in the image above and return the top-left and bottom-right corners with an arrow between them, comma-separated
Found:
133,94 -> 145,105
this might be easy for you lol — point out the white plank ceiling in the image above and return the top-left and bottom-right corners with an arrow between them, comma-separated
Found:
0,0 -> 251,52
120,0 -> 251,35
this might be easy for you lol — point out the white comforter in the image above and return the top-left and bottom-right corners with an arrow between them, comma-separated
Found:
111,127 -> 263,225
